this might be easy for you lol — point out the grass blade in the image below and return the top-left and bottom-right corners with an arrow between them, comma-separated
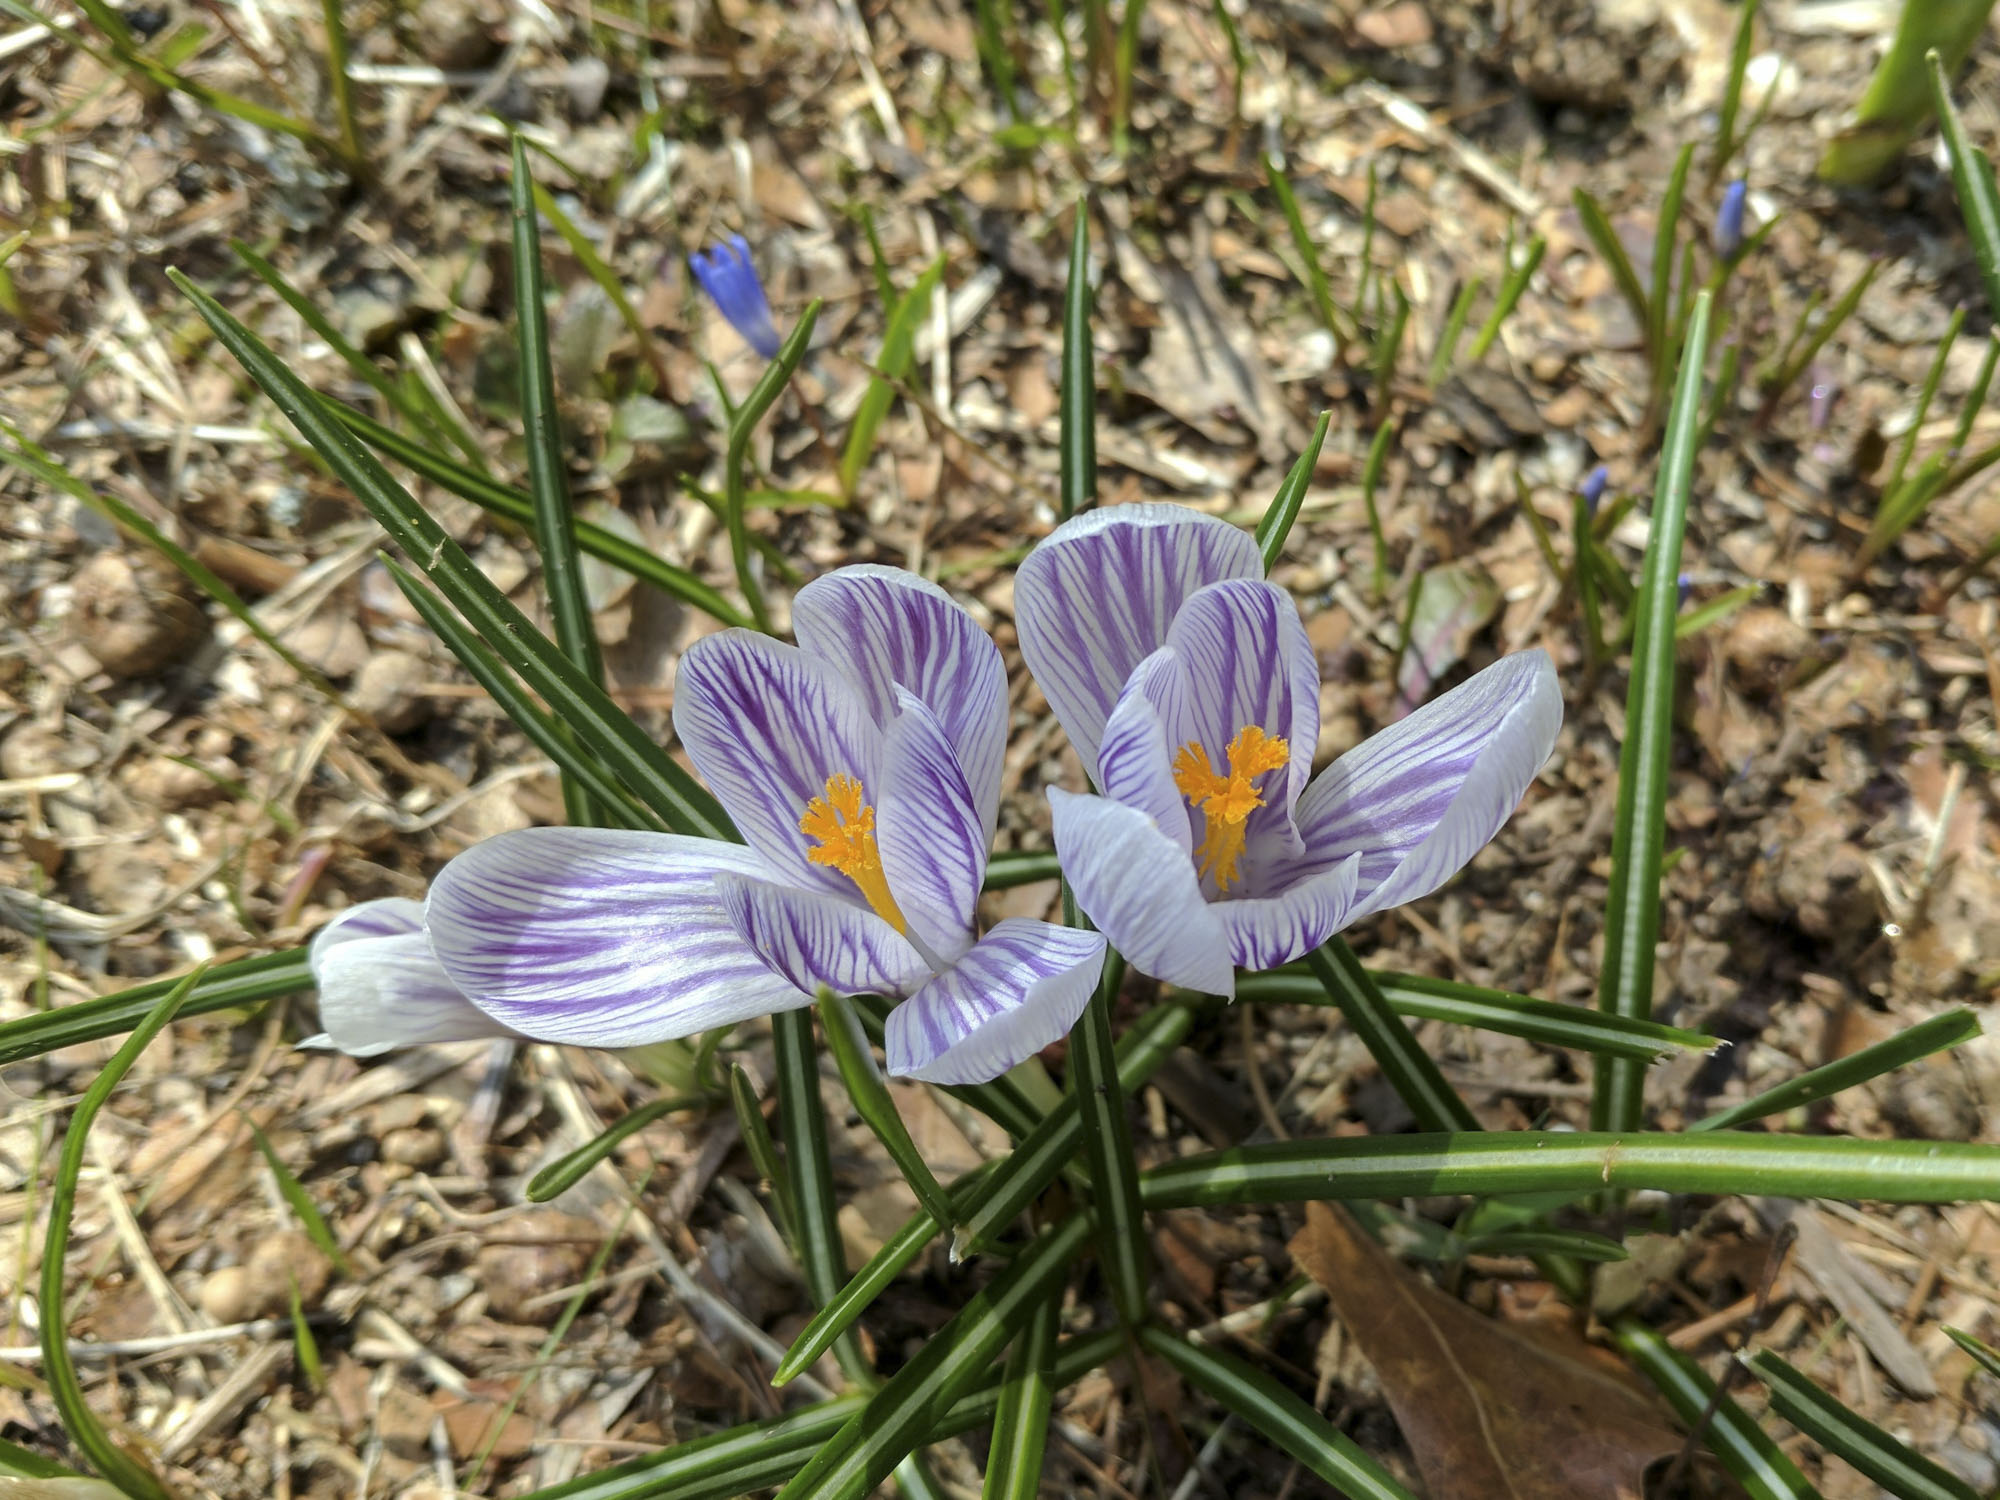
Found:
512,135 -> 610,826
1467,234 -> 1545,363
1945,1326 -> 2000,1379
528,1097 -> 698,1201
730,1062 -> 798,1246
320,0 -> 363,172
839,255 -> 947,497
725,304 -> 821,633
0,948 -> 311,1066
1304,941 -> 1476,1133
982,850 -> 1062,889
527,176 -> 674,395
1065,942 -> 1148,1327
1593,290 -> 1712,1135
1648,147 -> 1696,386
42,969 -> 201,1500
1615,1319 -> 1818,1500
1744,1349 -> 1975,1500
980,1292 -> 1059,1500
325,397 -> 749,627
1573,188 -> 1652,360
1139,1129 -> 2000,1208
1692,1008 -> 1982,1132
1712,0 -> 1763,180
1269,158 -> 1348,347
1429,275 -> 1483,386
1885,304 -> 1964,498
242,1113 -> 352,1275
383,558 -> 657,829
772,1009 -> 871,1383
1760,259 -> 1879,404
1233,970 -> 1713,1063
1931,48 -> 2000,317
168,267 -> 735,840
1140,1327 -> 1415,1500
1060,202 -> 1097,518
1253,409 -> 1331,571
817,990 -> 956,1231
770,1213 -> 1093,1500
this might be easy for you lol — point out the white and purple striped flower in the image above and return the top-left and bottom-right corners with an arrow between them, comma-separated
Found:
324,566 -> 1106,1085
1014,504 -> 1563,997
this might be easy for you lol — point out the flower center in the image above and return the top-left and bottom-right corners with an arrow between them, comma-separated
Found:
800,773 -> 908,933
1170,726 -> 1290,895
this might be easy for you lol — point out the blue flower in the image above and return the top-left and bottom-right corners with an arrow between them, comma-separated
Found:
1580,464 -> 1609,516
689,234 -> 782,358
1715,180 -> 1748,260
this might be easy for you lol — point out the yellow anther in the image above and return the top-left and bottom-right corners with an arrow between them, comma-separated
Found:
1171,726 -> 1290,894
800,773 -> 908,933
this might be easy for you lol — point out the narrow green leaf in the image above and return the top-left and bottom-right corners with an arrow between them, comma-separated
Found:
982,850 -> 1062,890
319,0 -> 362,171
42,970 -> 199,1500
1305,942 -> 1476,1133
1820,2 -> 1991,185
1933,49 -> 2000,317
1468,234 -> 1546,363
1233,970 -> 1712,1063
1693,1008 -> 1982,1132
512,135 -> 609,826
1269,159 -> 1347,346
1254,409 -> 1331,571
1945,1325 -> 2000,1379
771,1214 -> 1093,1500
1951,331 -> 1999,452
1141,1129 -> 2000,1210
1571,487 -> 1606,663
1140,1327 -> 1415,1500
168,267 -> 735,840
326,397 -> 750,628
730,1062 -> 797,1246
1064,940 -> 1148,1327
1745,1348 -> 1975,1500
528,1097 -> 698,1201
839,256 -> 947,497
1060,203 -> 1097,518
243,1113 -> 352,1276
816,989 -> 956,1231
1648,147 -> 1697,376
772,1010 -> 871,1383
1573,188 -> 1653,360
0,1434 -> 81,1480
1761,259 -> 1879,400
1712,0 -> 1763,179
288,1273 -> 325,1391
1428,275 -> 1483,386
725,303 -> 821,633
1370,283 -> 1411,412
0,948 -> 311,1067
1460,1227 -> 1630,1262
1676,583 -> 1757,640
383,559 -> 659,830
1360,416 -> 1398,599
980,1292 -> 1059,1500
527,177 -> 674,394
1886,304 -> 1965,498
1615,1319 -> 1819,1500
1593,290 -> 1712,1135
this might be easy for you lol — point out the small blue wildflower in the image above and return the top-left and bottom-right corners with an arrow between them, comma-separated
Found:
1677,572 -> 1694,607
1809,376 -> 1838,430
1580,464 -> 1610,516
688,235 -> 782,358
1715,180 -> 1748,260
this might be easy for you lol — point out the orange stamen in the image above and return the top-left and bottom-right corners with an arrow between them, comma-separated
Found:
800,773 -> 908,933
1171,726 -> 1290,894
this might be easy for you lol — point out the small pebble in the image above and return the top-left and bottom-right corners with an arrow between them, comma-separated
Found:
69,551 -> 208,678
474,1208 -> 600,1323
351,650 -> 434,734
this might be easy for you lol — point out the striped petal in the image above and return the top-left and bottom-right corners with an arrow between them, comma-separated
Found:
1015,503 -> 1263,779
427,827 -> 810,1047
1278,650 -> 1563,919
1217,856 -> 1361,973
1096,653 -> 1193,854
876,689 -> 983,965
673,629 -> 884,894
714,874 -> 930,998
1048,787 -> 1236,996
1161,578 -> 1319,857
307,927 -> 512,1057
883,920 -> 1106,1084
793,566 -> 1010,844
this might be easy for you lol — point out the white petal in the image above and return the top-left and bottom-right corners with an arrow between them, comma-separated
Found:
310,932 -> 513,1057
875,689 -> 984,965
714,873 -> 931,998
884,920 -> 1106,1084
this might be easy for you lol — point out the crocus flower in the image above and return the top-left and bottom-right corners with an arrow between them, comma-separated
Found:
1580,464 -> 1609,516
1014,505 -> 1562,996
1715,180 -> 1748,260
688,234 -> 782,359
304,898 -> 514,1056
382,567 -> 1107,1085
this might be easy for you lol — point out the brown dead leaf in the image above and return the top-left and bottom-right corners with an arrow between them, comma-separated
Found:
1289,1203 -> 1682,1500
1354,2 -> 1434,47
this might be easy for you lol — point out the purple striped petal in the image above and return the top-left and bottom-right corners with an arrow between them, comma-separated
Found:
1278,650 -> 1562,920
1161,578 -> 1319,856
792,566 -> 1010,844
308,897 -> 426,956
1048,788 -> 1236,996
1015,504 -> 1263,779
714,874 -> 930,998
1217,856 -> 1361,973
427,827 -> 810,1047
308,929 -> 513,1057
876,689 -> 983,965
673,629 -> 883,895
1096,654 -> 1193,854
883,919 -> 1106,1084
